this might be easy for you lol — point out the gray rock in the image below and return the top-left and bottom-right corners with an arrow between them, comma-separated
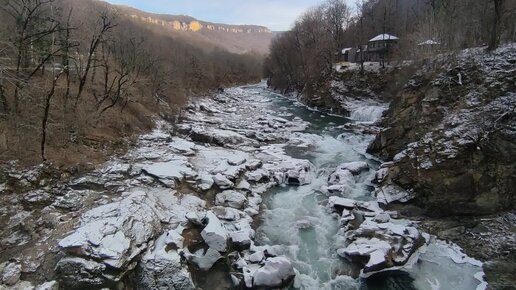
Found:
55,257 -> 107,289
35,281 -> 59,290
1,262 -> 21,286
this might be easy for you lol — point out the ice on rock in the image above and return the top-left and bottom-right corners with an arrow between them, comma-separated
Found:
55,257 -> 107,289
215,190 -> 247,209
201,211 -> 229,252
169,137 -> 197,155
189,126 -> 252,147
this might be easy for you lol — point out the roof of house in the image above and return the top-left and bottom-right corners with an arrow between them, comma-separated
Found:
369,34 -> 399,42
341,47 -> 352,54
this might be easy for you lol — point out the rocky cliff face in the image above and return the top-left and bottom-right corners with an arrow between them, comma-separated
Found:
368,45 -> 516,216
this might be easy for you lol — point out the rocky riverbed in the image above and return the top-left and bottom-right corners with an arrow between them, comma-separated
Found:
0,83 -> 488,289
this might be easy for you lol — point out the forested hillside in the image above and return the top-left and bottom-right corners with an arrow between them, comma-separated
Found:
264,0 -> 516,94
0,0 -> 263,166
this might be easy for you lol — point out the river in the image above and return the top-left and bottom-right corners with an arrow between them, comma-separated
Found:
239,84 -> 486,290
44,82 -> 487,290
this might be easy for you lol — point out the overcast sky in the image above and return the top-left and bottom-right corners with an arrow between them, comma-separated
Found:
103,0 -> 329,31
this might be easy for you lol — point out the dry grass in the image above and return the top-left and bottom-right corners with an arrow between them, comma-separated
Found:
0,73 -> 180,169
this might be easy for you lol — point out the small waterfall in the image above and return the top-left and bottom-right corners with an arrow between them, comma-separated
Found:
349,105 -> 386,123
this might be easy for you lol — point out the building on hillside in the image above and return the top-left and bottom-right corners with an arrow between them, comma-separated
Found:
367,33 -> 399,63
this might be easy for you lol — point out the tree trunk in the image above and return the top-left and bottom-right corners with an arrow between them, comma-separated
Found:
0,69 -> 8,113
488,0 -> 504,51
41,73 -> 63,161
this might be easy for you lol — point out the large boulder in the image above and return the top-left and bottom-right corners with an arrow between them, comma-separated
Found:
336,218 -> 426,277
248,257 -> 296,289
56,191 -> 167,288
215,190 -> 247,209
136,232 -> 195,290
201,211 -> 229,252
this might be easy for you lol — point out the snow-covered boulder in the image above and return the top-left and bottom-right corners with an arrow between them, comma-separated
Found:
337,218 -> 426,277
56,191 -> 167,288
212,206 -> 244,221
201,211 -> 229,252
328,196 -> 357,213
215,190 -> 247,209
196,173 -> 214,191
136,233 -> 195,290
336,161 -> 370,175
251,257 -> 296,288
284,160 -> 313,185
141,159 -> 197,188
265,158 -> 314,185
212,174 -> 234,189
187,248 -> 223,271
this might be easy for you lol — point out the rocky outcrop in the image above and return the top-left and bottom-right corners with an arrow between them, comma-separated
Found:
328,195 -> 427,277
56,190 -> 168,288
368,45 -> 516,216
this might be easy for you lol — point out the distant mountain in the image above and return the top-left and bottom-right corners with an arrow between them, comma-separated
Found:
113,4 -> 276,54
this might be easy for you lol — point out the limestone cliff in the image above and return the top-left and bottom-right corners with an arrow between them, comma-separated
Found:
115,5 -> 275,54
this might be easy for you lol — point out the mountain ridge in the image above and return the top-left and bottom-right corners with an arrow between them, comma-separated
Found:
103,1 -> 276,54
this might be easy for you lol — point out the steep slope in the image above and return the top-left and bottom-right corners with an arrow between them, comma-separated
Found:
368,45 -> 516,216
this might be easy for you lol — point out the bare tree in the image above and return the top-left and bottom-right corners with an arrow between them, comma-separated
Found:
40,69 -> 63,161
74,11 -> 117,110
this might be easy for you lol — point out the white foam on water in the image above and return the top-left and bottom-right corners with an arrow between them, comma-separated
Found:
349,105 -> 386,123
